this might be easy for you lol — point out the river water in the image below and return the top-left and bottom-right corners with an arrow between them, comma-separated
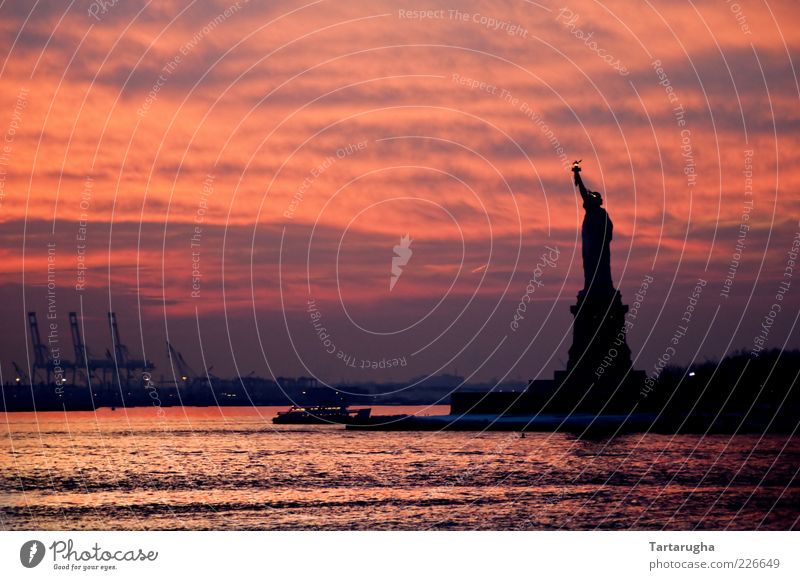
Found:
1,406 -> 797,530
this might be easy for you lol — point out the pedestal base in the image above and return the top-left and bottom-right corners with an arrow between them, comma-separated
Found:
548,288 -> 644,413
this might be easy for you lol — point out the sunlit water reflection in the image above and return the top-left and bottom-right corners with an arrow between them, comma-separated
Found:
1,407 -> 797,530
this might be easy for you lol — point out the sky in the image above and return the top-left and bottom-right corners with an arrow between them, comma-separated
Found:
0,0 -> 798,388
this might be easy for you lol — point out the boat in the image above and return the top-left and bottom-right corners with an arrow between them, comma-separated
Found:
272,405 -> 371,425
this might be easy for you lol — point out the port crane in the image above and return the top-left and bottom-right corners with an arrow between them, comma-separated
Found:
27,311 -> 73,384
166,341 -> 197,385
68,311 -> 115,388
107,312 -> 154,387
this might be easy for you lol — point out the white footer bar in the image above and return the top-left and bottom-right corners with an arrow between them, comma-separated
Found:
1,531 -> 797,579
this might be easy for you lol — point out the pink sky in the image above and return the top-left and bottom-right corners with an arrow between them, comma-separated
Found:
0,0 -> 798,384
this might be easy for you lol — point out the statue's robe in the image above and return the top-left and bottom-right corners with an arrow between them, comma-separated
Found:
582,203 -> 614,293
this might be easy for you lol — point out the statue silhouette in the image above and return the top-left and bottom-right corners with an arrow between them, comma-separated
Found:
572,161 -> 614,294
455,160 -> 647,415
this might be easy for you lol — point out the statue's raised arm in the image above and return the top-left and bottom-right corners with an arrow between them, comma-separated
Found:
572,160 -> 590,202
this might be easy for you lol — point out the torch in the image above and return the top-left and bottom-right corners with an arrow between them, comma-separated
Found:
571,159 -> 583,187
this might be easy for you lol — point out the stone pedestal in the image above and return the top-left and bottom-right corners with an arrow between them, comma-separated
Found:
567,289 -> 631,374
549,289 -> 645,413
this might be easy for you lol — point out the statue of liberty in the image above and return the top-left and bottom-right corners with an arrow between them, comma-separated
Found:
572,161 -> 614,295
547,159 -> 643,412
